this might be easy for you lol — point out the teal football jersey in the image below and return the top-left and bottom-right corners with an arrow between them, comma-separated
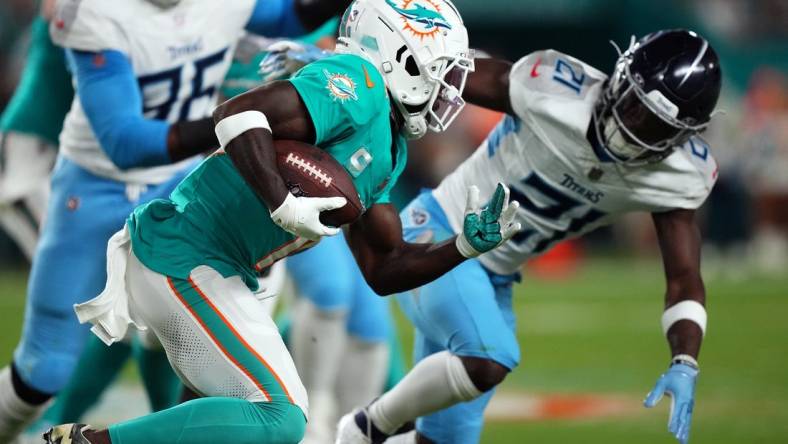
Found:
129,54 -> 406,290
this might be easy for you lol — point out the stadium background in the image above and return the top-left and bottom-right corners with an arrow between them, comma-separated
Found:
1,0 -> 786,442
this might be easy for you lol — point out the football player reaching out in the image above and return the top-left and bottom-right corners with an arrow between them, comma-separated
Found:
336,30 -> 721,444
0,0 -> 349,442
44,0 -> 518,443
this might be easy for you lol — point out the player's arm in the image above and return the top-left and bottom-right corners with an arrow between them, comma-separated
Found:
68,49 -> 219,168
645,208 -> 706,444
346,185 -> 520,296
463,57 -> 514,115
246,0 -> 351,36
653,208 -> 706,358
212,80 -> 345,240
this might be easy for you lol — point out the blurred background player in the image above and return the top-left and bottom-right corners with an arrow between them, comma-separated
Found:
43,1 -> 499,442
0,3 -> 181,443
0,0 -> 69,261
337,29 -> 721,444
0,0 -> 350,441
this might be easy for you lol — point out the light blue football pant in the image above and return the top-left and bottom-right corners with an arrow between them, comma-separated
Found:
12,156 -> 194,394
396,191 -> 521,444
286,232 -> 391,343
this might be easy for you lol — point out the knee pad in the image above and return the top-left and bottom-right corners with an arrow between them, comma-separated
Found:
12,347 -> 80,395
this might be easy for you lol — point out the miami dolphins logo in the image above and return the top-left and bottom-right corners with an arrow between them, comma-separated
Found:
385,0 -> 453,40
324,69 -> 358,102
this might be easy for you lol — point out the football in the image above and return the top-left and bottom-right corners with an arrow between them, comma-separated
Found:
274,139 -> 363,228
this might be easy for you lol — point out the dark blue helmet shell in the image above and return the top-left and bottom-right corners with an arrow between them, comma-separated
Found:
630,29 -> 722,126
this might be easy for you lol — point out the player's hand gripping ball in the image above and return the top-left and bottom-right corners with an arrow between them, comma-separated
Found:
455,183 -> 521,258
270,140 -> 364,240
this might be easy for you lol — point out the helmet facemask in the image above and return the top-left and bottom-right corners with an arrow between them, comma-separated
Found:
390,50 -> 474,139
593,39 -> 711,165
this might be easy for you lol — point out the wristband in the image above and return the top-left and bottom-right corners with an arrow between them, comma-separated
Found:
672,354 -> 699,370
455,235 -> 479,259
662,300 -> 707,337
215,111 -> 270,148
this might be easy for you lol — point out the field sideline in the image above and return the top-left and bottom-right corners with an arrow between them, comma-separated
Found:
1,257 -> 786,443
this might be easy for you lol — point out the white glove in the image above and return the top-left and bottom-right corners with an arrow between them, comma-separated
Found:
258,41 -> 330,82
270,193 -> 347,241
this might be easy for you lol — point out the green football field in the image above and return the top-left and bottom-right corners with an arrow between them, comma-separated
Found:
1,257 -> 787,443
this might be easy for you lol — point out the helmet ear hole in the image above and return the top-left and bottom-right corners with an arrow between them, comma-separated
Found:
404,55 -> 420,77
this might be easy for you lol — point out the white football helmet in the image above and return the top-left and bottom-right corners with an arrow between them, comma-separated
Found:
337,0 -> 474,139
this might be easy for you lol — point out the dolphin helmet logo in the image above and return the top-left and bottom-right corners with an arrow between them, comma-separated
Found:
385,0 -> 453,40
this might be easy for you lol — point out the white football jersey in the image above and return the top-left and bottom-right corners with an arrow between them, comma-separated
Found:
51,0 -> 256,184
433,50 -> 718,275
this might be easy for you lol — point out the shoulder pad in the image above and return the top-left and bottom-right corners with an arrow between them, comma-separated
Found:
50,0 -> 127,53
678,137 -> 719,190
649,137 -> 718,210
295,54 -> 388,120
509,50 -> 607,121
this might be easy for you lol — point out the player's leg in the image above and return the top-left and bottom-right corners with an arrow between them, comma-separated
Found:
287,233 -> 355,440
38,338 -> 132,427
335,274 -> 391,416
410,271 -> 517,444
131,332 -> 181,412
356,260 -> 518,444
337,193 -> 520,444
73,253 -> 307,444
0,131 -> 57,260
0,158 -> 131,441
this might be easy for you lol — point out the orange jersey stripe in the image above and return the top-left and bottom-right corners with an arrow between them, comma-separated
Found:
166,276 -> 273,401
186,277 -> 295,404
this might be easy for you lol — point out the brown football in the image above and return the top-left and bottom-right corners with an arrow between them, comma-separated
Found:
274,139 -> 363,228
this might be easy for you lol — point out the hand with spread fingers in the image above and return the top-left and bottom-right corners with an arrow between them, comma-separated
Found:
645,362 -> 699,444
455,183 -> 521,258
258,40 -> 330,83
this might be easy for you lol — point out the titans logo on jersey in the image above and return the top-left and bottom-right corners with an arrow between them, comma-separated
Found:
432,50 -> 717,275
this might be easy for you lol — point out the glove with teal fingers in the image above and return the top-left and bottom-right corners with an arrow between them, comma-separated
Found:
455,183 -> 521,258
644,360 -> 699,444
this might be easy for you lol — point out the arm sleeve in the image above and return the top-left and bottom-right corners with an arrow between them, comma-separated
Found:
67,49 -> 171,170
246,0 -> 306,37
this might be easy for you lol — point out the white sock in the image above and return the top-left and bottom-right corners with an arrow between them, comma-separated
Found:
335,336 -> 389,415
367,351 -> 482,434
290,298 -> 347,437
0,366 -> 45,442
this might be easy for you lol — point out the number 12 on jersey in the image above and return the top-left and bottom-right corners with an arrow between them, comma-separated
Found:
553,59 -> 585,94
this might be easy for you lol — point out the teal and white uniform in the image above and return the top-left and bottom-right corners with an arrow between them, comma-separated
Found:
129,53 -> 405,291
77,53 -> 404,443
0,16 -> 73,259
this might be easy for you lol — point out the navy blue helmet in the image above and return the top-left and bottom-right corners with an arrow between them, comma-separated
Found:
593,29 -> 722,164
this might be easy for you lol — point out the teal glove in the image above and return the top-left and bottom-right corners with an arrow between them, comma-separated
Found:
455,184 -> 521,258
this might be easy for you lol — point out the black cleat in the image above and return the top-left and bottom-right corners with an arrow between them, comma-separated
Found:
43,424 -> 93,444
